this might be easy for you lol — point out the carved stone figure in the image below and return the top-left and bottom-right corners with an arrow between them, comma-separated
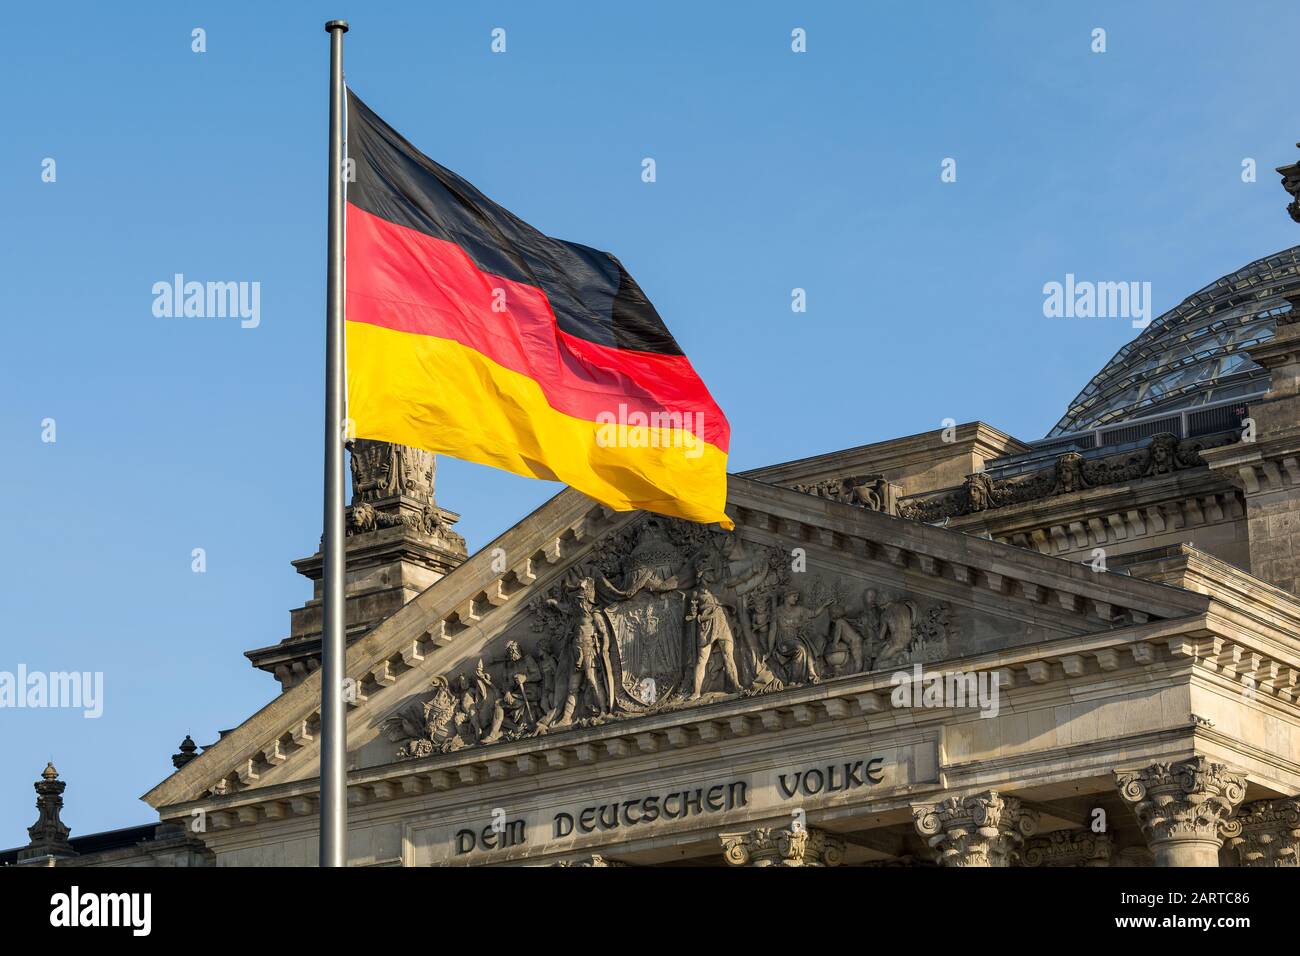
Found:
347,500 -> 404,534
350,439 -> 435,504
737,592 -> 783,693
477,641 -> 541,744
1053,452 -> 1089,495
535,636 -> 559,715
685,564 -> 742,699
792,474 -> 897,514
767,589 -> 832,685
964,472 -> 995,512
546,576 -> 617,727
823,605 -> 865,676
1278,146 -> 1300,224
869,589 -> 919,669
1143,432 -> 1179,476
381,676 -> 467,758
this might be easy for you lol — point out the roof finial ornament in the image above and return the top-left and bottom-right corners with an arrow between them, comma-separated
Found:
18,762 -> 76,863
1277,143 -> 1300,225
172,735 -> 199,769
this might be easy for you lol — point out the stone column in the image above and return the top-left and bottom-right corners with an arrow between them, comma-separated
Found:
1023,829 -> 1114,867
1114,757 -> 1246,867
719,826 -> 845,867
911,790 -> 1038,867
1225,798 -> 1300,866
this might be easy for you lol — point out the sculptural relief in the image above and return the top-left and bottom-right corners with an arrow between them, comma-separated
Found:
793,474 -> 897,514
380,515 -> 956,760
344,439 -> 464,549
350,438 -> 435,504
895,430 -> 1237,523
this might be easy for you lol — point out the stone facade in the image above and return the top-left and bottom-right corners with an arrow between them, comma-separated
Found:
11,243 -> 1300,869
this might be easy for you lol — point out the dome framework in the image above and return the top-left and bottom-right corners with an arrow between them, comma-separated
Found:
1048,246 -> 1300,438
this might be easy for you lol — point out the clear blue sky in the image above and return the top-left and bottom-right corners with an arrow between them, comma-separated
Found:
3,1 -> 1298,841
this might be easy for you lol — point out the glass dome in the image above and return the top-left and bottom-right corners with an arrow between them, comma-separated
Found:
1047,245 -> 1300,437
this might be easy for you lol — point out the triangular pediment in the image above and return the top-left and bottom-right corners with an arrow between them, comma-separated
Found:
144,475 -> 1210,811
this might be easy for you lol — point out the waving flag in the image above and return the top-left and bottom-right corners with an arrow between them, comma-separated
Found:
344,91 -> 731,528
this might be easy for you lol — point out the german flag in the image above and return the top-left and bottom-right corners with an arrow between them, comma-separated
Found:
344,91 -> 732,529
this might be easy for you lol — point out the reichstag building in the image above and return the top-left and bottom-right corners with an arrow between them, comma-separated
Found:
9,236 -> 1300,867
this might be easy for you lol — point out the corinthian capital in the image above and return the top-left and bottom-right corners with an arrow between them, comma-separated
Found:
1225,798 -> 1300,867
719,826 -> 844,867
1023,829 -> 1114,867
912,790 -> 1038,867
1115,757 -> 1247,866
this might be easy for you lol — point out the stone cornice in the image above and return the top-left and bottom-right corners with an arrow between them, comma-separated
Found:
741,422 -> 1027,489
1200,438 -> 1300,497
731,477 -> 1208,622
1115,544 -> 1300,644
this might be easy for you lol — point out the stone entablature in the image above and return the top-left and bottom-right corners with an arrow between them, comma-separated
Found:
147,608 -> 1278,849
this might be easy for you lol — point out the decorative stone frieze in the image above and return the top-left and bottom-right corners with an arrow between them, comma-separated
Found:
912,790 -> 1038,867
379,515 -> 957,760
1023,829 -> 1114,867
1114,757 -> 1247,866
719,826 -> 845,867
897,432 -> 1236,523
1225,798 -> 1300,867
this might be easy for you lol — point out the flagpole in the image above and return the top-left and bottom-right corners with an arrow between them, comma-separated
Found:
320,17 -> 349,869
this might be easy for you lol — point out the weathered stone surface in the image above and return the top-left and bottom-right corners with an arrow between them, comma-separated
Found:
912,790 -> 1038,867
1226,798 -> 1300,866
720,826 -> 845,867
1115,758 -> 1247,867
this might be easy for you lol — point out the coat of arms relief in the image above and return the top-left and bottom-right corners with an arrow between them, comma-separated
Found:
381,516 -> 955,760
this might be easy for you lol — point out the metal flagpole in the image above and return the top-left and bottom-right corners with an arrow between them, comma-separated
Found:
320,17 -> 349,868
